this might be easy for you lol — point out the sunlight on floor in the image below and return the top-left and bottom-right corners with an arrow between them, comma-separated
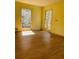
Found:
22,31 -> 35,36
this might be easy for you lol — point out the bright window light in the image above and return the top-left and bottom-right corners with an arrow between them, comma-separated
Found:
22,31 -> 35,36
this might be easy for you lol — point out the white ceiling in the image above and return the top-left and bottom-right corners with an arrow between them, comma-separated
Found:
16,0 -> 62,6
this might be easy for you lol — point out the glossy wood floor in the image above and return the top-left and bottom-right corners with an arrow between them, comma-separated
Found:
15,31 -> 64,59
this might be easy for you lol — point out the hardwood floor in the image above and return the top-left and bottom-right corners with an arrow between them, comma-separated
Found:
15,31 -> 64,59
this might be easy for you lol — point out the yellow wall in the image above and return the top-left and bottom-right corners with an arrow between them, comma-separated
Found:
15,1 -> 64,36
15,1 -> 42,31
42,0 -> 64,36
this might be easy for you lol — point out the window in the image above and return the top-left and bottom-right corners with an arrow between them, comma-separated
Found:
45,10 -> 52,30
21,8 -> 31,28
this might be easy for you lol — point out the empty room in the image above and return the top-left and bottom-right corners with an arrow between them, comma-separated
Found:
15,0 -> 64,59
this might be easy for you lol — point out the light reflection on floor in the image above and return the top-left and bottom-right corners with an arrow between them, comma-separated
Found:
42,32 -> 51,48
21,31 -> 35,51
22,31 -> 35,36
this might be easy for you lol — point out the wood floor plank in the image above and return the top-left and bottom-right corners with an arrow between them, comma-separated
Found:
15,31 -> 64,59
